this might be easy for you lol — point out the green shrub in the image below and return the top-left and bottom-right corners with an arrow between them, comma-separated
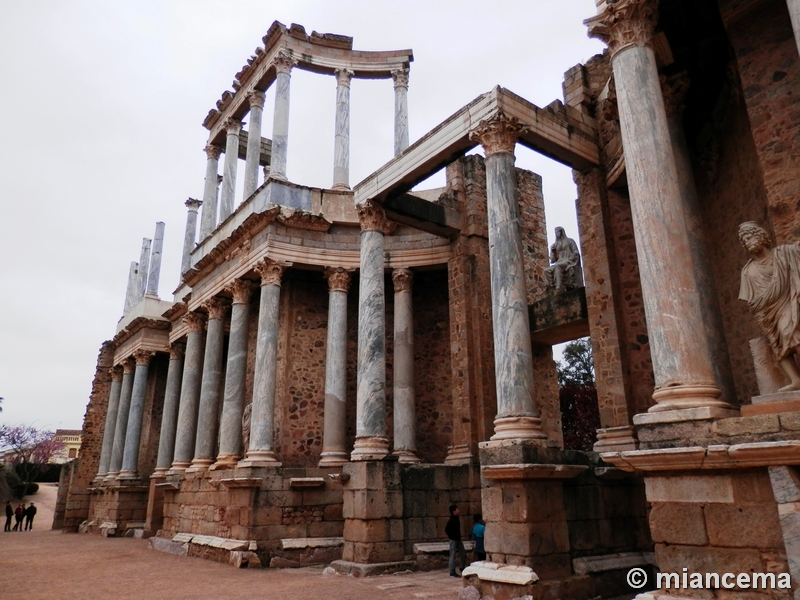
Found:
25,482 -> 39,495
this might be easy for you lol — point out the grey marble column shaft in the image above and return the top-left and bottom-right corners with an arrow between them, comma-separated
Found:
333,69 -> 353,190
123,261 -> 139,315
788,0 -> 800,57
392,269 -> 419,462
107,361 -> 134,478
119,351 -> 153,479
200,145 -> 221,239
136,237 -> 152,303
240,260 -> 285,466
214,281 -> 252,469
269,52 -> 296,181
96,369 -> 122,479
181,199 -> 202,276
170,314 -> 206,471
392,68 -> 409,156
244,92 -> 265,200
145,222 -> 165,298
219,119 -> 241,222
153,344 -> 184,476
190,299 -> 228,470
320,268 -> 352,467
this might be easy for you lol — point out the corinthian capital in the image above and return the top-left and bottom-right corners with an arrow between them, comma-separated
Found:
392,268 -> 413,293
255,258 -> 287,286
335,68 -> 354,88
325,267 -> 354,293
121,357 -> 135,374
469,112 -> 529,155
226,279 -> 253,304
110,365 -> 124,382
204,144 -> 222,160
133,349 -> 155,366
204,297 -> 229,321
224,118 -> 242,135
185,197 -> 202,212
584,0 -> 658,58
272,50 -> 298,75
169,342 -> 186,360
183,311 -> 206,333
357,200 -> 396,234
391,67 -> 409,90
247,90 -> 266,109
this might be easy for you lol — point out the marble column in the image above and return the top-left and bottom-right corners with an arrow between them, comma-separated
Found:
352,201 -> 394,460
189,298 -> 229,471
152,343 -> 185,477
469,115 -> 547,443
181,198 -> 202,276
169,312 -> 206,473
269,51 -> 297,181
119,350 -> 155,480
136,237 -> 152,303
213,280 -> 253,469
319,267 -> 353,467
586,0 -> 730,415
239,259 -> 287,467
95,366 -> 123,480
219,118 -> 242,222
788,0 -> 800,58
244,91 -> 266,200
107,358 -> 135,480
392,268 -> 420,462
200,145 -> 222,239
145,221 -> 165,298
333,69 -> 354,190
391,67 -> 410,156
123,261 -> 139,315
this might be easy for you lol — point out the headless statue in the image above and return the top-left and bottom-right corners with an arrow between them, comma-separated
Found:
546,226 -> 583,291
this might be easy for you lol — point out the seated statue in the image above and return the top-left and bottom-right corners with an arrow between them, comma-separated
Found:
545,226 -> 583,291
738,221 -> 800,392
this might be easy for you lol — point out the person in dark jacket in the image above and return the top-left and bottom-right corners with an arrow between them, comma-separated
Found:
445,504 -> 466,577
12,503 -> 24,531
24,502 -> 36,531
4,501 -> 12,532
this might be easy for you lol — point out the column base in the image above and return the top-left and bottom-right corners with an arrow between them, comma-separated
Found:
210,454 -> 240,471
350,437 -> 389,461
490,416 -> 548,443
318,451 -> 349,467
186,458 -> 214,473
166,461 -> 191,476
93,474 -> 107,485
444,444 -> 474,465
104,472 -> 120,483
649,383 -> 731,412
593,425 -> 638,453
237,449 -> 281,468
150,468 -> 169,479
116,470 -> 139,481
331,183 -> 351,191
634,405 -> 739,425
268,172 -> 287,182
393,449 -> 421,463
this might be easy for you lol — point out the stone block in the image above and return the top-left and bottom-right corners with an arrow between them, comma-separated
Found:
265,490 -> 303,507
713,414 -> 781,436
302,488 -> 343,506
636,420 -> 714,444
569,519 -> 600,551
528,552 -> 573,580
649,503 -> 708,545
769,466 -> 800,503
705,504 -> 783,548
344,519 -> 389,543
322,503 -> 342,521
347,541 -> 405,564
645,474 -> 734,504
656,544 -> 766,576
348,490 -> 403,520
308,520 -> 343,538
481,487 -> 503,522
253,505 -> 282,525
343,461 -> 401,491
779,412 -> 800,431
401,465 -> 435,490
478,440 -> 561,466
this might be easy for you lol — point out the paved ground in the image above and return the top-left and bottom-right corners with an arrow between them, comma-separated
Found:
0,485 -> 463,600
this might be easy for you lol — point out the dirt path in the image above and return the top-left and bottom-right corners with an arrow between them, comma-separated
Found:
0,528 -> 463,600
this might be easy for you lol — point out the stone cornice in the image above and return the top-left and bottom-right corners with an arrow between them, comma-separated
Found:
162,302 -> 188,323
392,268 -> 413,293
325,267 -> 354,293
111,317 -> 171,350
276,207 -> 332,232
584,0 -> 658,59
601,440 -> 800,472
469,112 -> 530,155
481,464 -> 589,480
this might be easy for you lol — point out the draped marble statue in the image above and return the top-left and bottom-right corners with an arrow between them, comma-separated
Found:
545,226 -> 583,291
739,221 -> 800,392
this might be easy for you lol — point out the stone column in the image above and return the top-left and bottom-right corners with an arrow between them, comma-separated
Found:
586,0 -> 731,416
189,298 -> 229,471
214,280 -> 253,469
391,67 -> 410,156
239,258 -> 288,467
319,267 -> 353,467
333,69 -> 354,190
169,312 -> 206,472
152,343 -> 185,477
788,0 -> 800,58
136,237 -> 152,303
219,118 -> 242,222
119,350 -> 155,480
469,115 -> 547,443
392,268 -> 420,462
123,261 -> 139,315
145,221 -> 165,298
180,198 -> 202,276
352,202 -> 394,461
200,145 -> 222,239
244,91 -> 266,200
107,358 -> 135,480
269,51 -> 297,181
95,366 -> 123,480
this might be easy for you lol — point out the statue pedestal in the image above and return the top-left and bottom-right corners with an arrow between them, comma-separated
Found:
741,390 -> 800,416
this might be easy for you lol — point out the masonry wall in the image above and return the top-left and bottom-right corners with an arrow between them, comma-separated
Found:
138,353 -> 169,478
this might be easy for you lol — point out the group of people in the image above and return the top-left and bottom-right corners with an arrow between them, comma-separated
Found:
4,501 -> 36,532
445,504 -> 486,577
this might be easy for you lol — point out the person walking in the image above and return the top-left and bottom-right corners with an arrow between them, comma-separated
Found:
472,513 -> 486,561
12,503 -> 24,531
24,502 -> 36,531
4,501 -> 12,532
445,504 -> 467,577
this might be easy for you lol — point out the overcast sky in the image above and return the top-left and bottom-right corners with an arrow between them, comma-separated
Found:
0,1 -> 604,431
